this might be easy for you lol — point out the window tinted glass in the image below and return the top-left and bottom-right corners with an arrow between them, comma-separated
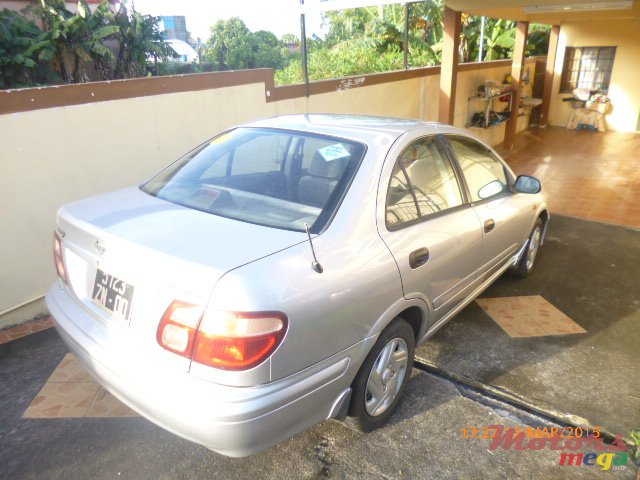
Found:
386,136 -> 463,228
231,134 -> 286,175
386,161 -> 420,227
447,136 -> 508,202
142,128 -> 366,232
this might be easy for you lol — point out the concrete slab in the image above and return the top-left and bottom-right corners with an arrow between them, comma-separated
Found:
0,329 -> 636,479
416,215 -> 640,440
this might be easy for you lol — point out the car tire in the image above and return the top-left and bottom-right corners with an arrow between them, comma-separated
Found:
511,218 -> 544,278
348,318 -> 415,432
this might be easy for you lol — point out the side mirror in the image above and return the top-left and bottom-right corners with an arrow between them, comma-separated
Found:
515,175 -> 541,194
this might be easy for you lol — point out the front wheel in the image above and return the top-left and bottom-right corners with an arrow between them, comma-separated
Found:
349,318 -> 415,432
511,218 -> 544,278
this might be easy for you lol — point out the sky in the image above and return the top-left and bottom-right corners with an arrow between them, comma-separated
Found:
130,0 -> 324,42
128,0 -> 398,42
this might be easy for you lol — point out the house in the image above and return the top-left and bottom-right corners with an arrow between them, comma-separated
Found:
445,0 -> 640,136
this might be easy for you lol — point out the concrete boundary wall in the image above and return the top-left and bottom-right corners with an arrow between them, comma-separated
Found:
0,59 -> 536,327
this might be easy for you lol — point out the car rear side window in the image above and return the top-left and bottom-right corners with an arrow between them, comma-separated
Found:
141,128 -> 366,233
446,136 -> 508,202
386,136 -> 464,229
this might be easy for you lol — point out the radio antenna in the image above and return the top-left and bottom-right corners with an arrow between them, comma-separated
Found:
304,223 -> 323,274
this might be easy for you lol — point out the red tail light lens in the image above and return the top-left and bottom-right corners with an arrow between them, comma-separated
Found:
156,302 -> 287,371
53,232 -> 68,284
156,301 -> 204,356
193,311 -> 287,370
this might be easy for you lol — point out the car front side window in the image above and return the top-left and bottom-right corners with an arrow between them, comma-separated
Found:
386,136 -> 464,229
446,136 -> 509,202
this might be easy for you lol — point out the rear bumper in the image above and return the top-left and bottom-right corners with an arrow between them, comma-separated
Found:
46,283 -> 360,457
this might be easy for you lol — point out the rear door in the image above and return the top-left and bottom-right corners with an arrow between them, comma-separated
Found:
442,134 -> 535,281
377,132 -> 483,325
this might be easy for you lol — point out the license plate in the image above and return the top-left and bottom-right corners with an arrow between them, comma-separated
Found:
91,269 -> 134,321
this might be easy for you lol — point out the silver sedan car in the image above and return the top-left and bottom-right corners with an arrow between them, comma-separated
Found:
47,115 -> 548,457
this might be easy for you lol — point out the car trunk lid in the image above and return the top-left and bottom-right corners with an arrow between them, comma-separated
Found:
56,187 -> 305,362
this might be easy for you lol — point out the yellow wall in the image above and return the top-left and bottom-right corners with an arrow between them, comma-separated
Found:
0,65 -> 529,327
453,65 -> 532,146
549,20 -> 640,132
0,83 -> 276,326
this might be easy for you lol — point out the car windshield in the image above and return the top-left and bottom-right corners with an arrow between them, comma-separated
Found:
141,127 -> 366,232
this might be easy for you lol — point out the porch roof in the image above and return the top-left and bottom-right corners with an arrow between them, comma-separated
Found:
446,0 -> 640,23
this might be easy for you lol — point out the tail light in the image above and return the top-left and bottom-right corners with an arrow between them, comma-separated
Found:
156,301 -> 287,371
53,232 -> 68,284
156,301 -> 203,356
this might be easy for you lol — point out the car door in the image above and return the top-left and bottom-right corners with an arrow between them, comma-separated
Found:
377,133 -> 483,325
442,134 -> 535,282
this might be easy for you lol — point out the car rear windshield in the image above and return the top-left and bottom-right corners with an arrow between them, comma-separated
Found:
141,127 -> 366,233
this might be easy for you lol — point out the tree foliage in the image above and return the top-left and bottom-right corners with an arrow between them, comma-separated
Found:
1,0 -> 552,90
30,0 -> 118,83
275,2 -> 549,85
0,8 -> 54,88
111,3 -> 176,79
204,17 -> 286,71
276,1 -> 445,84
0,0 -> 176,89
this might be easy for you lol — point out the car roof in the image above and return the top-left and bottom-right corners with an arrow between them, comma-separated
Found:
245,114 -> 451,141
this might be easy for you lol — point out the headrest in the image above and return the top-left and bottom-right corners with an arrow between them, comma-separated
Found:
308,152 -> 347,179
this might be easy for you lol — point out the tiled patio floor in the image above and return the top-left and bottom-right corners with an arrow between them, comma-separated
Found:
23,353 -> 137,418
496,126 -> 640,229
0,317 -> 53,344
475,295 -> 586,338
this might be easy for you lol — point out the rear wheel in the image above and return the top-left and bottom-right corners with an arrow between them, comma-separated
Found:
511,218 -> 543,278
349,318 -> 415,432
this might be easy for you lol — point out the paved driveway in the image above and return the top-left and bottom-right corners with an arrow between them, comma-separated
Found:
0,214 -> 638,479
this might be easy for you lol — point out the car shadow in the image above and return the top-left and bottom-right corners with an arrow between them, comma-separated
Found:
415,215 -> 640,437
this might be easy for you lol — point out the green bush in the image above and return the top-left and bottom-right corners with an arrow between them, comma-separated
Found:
154,62 -> 216,76
0,8 -> 56,89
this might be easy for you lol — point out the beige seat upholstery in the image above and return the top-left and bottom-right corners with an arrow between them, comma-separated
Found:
298,153 -> 348,208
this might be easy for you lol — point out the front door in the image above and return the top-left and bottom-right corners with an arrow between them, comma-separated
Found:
443,135 -> 535,281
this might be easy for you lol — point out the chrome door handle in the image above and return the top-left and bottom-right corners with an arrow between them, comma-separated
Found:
484,219 -> 495,233
409,247 -> 430,269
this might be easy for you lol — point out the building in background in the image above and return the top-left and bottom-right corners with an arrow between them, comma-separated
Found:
160,15 -> 190,44
165,39 -> 198,63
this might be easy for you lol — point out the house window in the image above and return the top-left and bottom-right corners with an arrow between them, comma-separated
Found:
560,46 -> 616,93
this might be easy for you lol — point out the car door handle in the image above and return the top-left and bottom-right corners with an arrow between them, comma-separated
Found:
484,219 -> 496,233
409,247 -> 430,269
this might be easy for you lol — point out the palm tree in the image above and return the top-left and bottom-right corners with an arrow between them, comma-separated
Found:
31,0 -> 117,83
111,3 -> 175,79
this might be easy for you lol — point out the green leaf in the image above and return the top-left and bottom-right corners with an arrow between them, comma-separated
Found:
92,25 -> 119,39
494,31 -> 515,49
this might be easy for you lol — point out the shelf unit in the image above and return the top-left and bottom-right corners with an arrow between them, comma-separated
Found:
466,90 -> 513,129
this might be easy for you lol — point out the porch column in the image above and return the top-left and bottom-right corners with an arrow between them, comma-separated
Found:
504,20 -> 529,150
438,7 -> 461,125
540,25 -> 560,127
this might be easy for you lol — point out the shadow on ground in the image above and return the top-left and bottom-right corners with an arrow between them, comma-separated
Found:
416,215 -> 640,438
1,329 -> 636,479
